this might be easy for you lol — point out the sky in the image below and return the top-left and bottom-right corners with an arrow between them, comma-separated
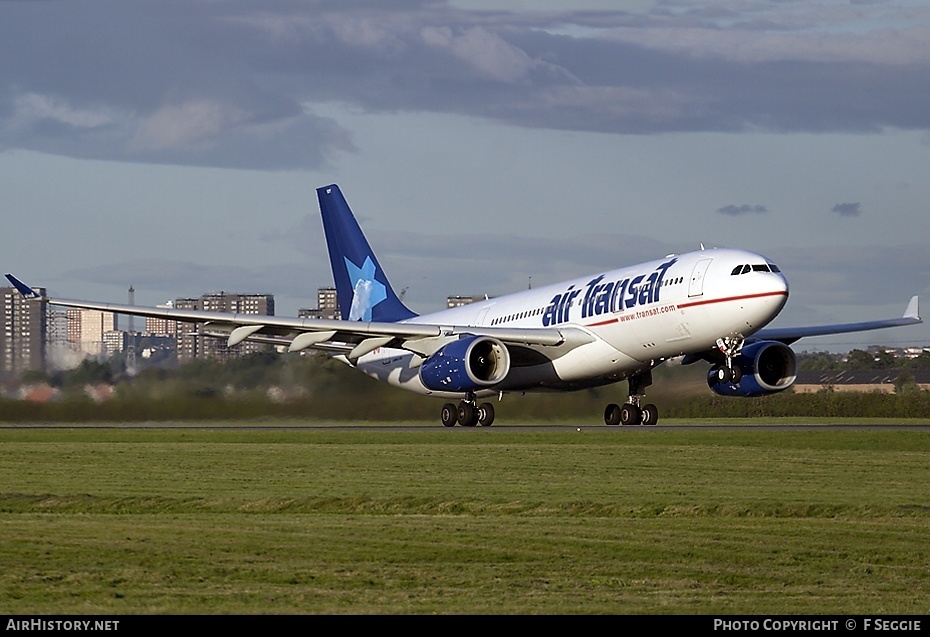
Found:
2,0 -> 929,352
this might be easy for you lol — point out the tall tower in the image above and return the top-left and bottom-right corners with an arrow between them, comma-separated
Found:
126,285 -> 137,376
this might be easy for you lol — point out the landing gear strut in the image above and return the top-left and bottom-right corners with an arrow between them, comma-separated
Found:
711,336 -> 744,384
605,370 -> 659,426
440,392 -> 495,427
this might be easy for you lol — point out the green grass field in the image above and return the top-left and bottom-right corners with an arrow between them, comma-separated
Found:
2,422 -> 930,614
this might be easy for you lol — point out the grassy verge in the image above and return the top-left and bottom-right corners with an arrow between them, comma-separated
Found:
2,426 -> 930,614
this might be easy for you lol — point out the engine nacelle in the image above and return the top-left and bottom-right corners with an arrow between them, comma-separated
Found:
708,340 -> 797,397
419,335 -> 511,392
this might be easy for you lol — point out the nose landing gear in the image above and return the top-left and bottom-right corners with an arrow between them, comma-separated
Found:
711,336 -> 745,384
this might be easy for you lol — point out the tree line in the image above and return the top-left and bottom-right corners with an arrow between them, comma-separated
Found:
2,349 -> 929,422
798,349 -> 930,371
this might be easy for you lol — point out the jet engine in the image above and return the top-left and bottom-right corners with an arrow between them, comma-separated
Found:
707,340 -> 797,397
419,335 -> 511,392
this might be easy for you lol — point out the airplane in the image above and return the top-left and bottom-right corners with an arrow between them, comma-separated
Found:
5,184 -> 923,427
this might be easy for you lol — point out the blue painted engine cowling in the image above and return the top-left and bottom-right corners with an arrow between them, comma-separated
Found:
707,340 -> 798,397
419,335 -> 511,392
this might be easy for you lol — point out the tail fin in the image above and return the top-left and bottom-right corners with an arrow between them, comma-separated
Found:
317,184 -> 417,322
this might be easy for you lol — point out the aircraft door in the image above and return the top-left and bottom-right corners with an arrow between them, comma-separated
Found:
688,258 -> 713,297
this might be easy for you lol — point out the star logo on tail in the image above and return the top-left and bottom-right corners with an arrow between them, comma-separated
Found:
344,256 -> 387,321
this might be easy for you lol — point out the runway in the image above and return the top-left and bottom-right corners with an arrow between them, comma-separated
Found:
2,422 -> 929,431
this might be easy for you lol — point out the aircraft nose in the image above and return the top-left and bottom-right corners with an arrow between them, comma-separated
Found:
775,272 -> 789,297
760,273 -> 790,323
737,271 -> 789,330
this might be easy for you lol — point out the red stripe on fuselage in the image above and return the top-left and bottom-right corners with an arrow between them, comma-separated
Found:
581,290 -> 788,328
676,289 -> 788,310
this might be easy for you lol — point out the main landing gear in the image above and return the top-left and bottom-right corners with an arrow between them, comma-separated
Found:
604,370 -> 659,426
440,392 -> 495,427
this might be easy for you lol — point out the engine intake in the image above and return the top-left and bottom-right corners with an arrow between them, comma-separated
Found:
419,335 -> 511,392
708,340 -> 797,397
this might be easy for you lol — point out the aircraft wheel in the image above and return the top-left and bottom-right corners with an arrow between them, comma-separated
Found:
604,403 -> 621,426
458,402 -> 478,427
714,366 -> 741,384
477,402 -> 495,427
620,403 -> 641,426
440,403 -> 458,427
641,403 -> 659,426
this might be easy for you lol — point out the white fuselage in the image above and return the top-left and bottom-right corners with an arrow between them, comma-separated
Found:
353,248 -> 789,398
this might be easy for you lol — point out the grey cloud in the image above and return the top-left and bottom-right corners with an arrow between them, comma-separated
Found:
831,202 -> 862,217
717,204 -> 768,216
1,2 -> 929,169
3,90 -> 354,170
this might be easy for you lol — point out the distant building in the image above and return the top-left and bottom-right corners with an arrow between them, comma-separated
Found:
173,298 -> 201,360
66,308 -> 117,358
47,309 -> 68,349
145,302 -> 178,337
1,285 -> 47,376
102,330 -> 127,358
299,287 -> 340,320
175,292 -> 275,361
447,295 -> 486,308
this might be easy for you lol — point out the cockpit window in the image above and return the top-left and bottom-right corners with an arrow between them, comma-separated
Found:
732,263 -> 780,275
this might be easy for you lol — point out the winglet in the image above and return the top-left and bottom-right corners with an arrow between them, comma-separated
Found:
904,296 -> 919,321
4,274 -> 43,300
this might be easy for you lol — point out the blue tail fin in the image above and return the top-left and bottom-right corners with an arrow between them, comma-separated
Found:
317,184 -> 417,322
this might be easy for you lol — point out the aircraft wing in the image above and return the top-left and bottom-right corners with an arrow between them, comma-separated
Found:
751,296 -> 921,345
4,273 -> 576,360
